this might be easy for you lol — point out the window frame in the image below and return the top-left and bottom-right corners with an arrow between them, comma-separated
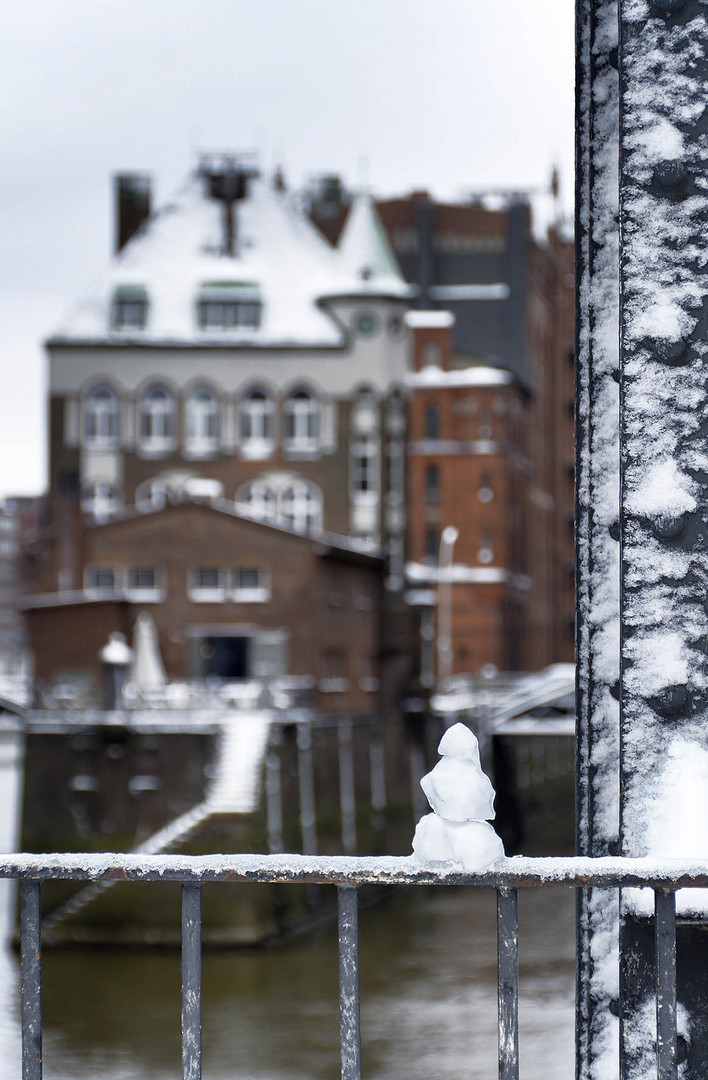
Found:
83,566 -> 118,596
81,481 -> 123,523
124,565 -> 165,603
280,479 -> 323,535
184,386 -> 220,458
283,388 -> 320,455
138,385 -> 177,457
83,385 -> 120,449
231,567 -> 271,603
188,567 -> 227,603
239,387 -> 275,459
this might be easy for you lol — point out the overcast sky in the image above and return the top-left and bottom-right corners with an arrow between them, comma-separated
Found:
0,0 -> 574,500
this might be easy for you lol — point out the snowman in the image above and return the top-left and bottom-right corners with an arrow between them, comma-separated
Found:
411,722 -> 504,872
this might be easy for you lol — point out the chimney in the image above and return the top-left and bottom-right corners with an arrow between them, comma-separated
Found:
199,153 -> 259,256
114,173 -> 152,254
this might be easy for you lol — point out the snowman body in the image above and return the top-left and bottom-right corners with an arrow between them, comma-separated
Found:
412,722 -> 504,872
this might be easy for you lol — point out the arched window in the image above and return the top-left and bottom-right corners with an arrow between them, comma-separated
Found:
135,478 -> 169,512
139,386 -> 176,454
283,388 -> 319,453
352,388 -> 378,435
281,480 -> 322,535
235,479 -> 278,522
84,385 -> 120,448
240,388 -> 275,458
185,386 -> 219,456
81,481 -> 122,523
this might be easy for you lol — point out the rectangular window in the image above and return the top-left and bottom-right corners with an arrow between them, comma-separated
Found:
359,653 -> 379,693
352,435 -> 378,496
114,300 -> 147,330
188,567 -> 226,602
197,300 -> 262,330
319,648 -> 349,692
424,463 -> 440,504
354,578 -> 374,611
231,567 -> 270,603
125,565 -> 165,602
326,569 -> 344,607
424,403 -> 440,440
84,566 -> 117,595
424,527 -> 440,565
112,286 -> 148,331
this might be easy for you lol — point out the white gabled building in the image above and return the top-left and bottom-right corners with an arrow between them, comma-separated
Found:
44,156 -> 414,592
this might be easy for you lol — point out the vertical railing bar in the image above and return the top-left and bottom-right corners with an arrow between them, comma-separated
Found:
655,889 -> 677,1080
20,879 -> 42,1080
497,887 -> 519,1080
181,883 -> 202,1080
338,885 -> 362,1080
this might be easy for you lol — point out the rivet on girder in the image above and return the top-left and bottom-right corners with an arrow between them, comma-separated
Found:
650,684 -> 689,718
652,339 -> 689,366
651,513 -> 686,539
651,0 -> 687,12
652,160 -> 689,193
609,521 -> 620,541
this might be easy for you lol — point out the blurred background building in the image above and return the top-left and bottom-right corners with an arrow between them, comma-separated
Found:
12,156 -> 573,710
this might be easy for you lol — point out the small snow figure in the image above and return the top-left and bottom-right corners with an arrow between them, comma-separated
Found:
412,722 -> 504,872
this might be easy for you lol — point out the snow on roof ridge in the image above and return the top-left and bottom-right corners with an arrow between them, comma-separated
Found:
406,364 -> 513,388
49,171 -> 362,346
75,495 -> 383,560
331,191 -> 414,300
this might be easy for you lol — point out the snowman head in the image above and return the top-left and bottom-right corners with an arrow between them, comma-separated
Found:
438,722 -> 481,765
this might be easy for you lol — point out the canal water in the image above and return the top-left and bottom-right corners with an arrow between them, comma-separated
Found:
0,732 -> 575,1078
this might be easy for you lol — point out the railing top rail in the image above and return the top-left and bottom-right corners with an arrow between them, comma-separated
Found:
2,852 -> 708,889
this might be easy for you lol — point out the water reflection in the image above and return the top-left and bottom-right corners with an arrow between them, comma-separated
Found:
38,886 -> 573,1080
0,730 -> 574,1079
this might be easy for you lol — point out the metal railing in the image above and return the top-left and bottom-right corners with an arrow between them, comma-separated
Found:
6,852 -> 705,1080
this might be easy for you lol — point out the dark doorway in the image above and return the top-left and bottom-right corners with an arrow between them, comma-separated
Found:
199,635 -> 249,678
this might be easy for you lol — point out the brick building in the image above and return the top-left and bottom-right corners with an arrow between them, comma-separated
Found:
311,181 -> 575,679
25,500 -> 382,713
28,157 -> 412,710
26,160 -> 574,703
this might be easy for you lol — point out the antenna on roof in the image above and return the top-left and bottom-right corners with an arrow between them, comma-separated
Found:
197,152 -> 259,257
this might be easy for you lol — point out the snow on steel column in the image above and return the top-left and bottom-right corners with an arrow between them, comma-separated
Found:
619,0 -> 708,1072
576,1 -> 621,1077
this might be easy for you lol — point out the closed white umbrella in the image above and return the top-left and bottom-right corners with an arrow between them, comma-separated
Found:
129,612 -> 166,690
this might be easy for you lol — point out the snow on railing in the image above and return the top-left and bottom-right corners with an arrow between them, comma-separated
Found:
7,850 -> 706,1080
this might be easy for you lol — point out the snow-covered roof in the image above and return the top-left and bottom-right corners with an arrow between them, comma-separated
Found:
326,192 -> 415,300
406,562 -> 509,585
49,173 -> 409,349
405,311 -> 455,329
428,284 -> 510,301
406,364 -> 513,388
431,663 -> 576,725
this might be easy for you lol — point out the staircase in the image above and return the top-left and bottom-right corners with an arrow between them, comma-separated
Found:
43,711 -> 272,935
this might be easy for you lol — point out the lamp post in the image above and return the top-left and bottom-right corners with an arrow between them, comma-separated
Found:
437,525 -> 459,683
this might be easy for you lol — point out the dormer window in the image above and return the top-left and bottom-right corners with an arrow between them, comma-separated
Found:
196,282 -> 262,331
111,285 -> 148,331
